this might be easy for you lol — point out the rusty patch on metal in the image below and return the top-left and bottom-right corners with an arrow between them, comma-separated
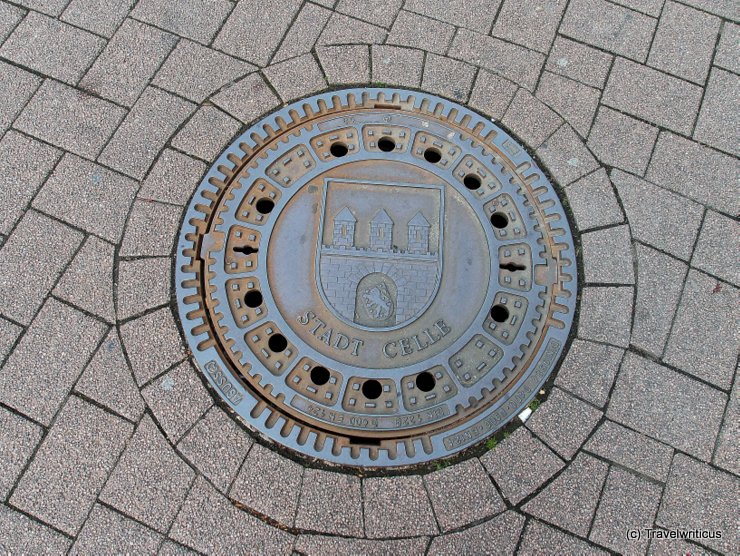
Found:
176,89 -> 577,467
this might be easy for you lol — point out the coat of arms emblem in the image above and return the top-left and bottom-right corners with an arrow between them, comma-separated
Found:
316,179 -> 443,330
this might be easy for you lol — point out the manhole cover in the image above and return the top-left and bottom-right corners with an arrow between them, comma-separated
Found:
176,88 -> 577,467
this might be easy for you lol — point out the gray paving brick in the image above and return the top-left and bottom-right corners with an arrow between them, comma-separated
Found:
119,307 -> 184,386
119,200 -> 183,257
296,535 -> 428,556
371,45 -> 424,88
264,53 -> 327,102
318,12 -> 387,45
421,54 -> 476,102
295,468 -> 363,535
214,0 -> 301,66
317,45 -> 371,85
694,210 -> 740,287
714,22 -> 740,74
142,361 -> 212,442
613,170 -> 702,260
80,19 -> 177,107
577,286 -> 633,347
363,475 -> 438,538
117,257 -> 171,320
424,458 -> 504,532
536,125 -> 599,185
561,0 -> 656,62
427,511 -> 525,556
12,0 -> 70,15
74,329 -> 144,421
658,455 -> 739,554
212,73 -> 281,124
100,416 -> 194,533
53,237 -> 115,323
230,444 -> 303,526
564,169 -> 623,232
70,504 -> 163,555
0,504 -> 71,554
405,0 -> 502,34
0,61 -> 39,140
0,211 -> 83,326
61,0 -> 135,38
519,520 -> 608,556
178,407 -> 252,493
0,12 -> 104,84
648,1 -> 720,84
170,476 -> 294,554
526,388 -> 602,459
588,107 -> 659,175
132,0 -> 232,44
585,420 -> 673,482
0,317 -> 21,363
387,10 -> 454,55
10,396 -> 132,535
0,3 -> 25,45
159,540 -> 199,556
0,406 -> 42,499
33,154 -> 138,243
581,225 -> 635,285
632,244 -> 687,356
555,339 -> 623,407
536,72 -> 599,137
694,68 -> 739,155
139,148 -> 206,206
172,106 -> 241,162
273,3 -> 332,64
99,87 -> 195,180
646,132 -> 739,215
678,0 -> 737,18
608,352 -> 727,460
481,427 -> 564,504
337,0 -> 402,28
545,37 -> 613,89
664,270 -> 738,390
610,0 -> 664,16
501,89 -> 562,150
15,80 -> 125,159
590,468 -> 662,554
715,381 -> 738,475
468,70 -> 517,121
493,0 -> 567,53
0,130 -> 60,235
523,453 -> 608,536
449,30 -> 545,90
603,58 -> 703,135
154,40 -> 252,103
0,299 -> 105,425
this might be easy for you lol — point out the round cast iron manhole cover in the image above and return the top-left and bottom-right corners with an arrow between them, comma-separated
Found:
176,88 -> 577,467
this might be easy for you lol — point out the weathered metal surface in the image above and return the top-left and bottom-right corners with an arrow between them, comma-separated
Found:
176,89 -> 577,467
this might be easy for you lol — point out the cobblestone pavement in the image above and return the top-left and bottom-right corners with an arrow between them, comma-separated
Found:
0,1 -> 738,554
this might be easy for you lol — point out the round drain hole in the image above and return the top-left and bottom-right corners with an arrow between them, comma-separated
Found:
310,366 -> 330,385
423,148 -> 442,163
330,142 -> 349,157
244,290 -> 263,308
490,304 -> 509,323
268,334 -> 288,352
463,174 -> 481,190
415,371 -> 436,392
377,137 -> 396,152
362,379 -> 383,399
176,88 -> 577,467
490,212 -> 508,228
256,198 -> 275,214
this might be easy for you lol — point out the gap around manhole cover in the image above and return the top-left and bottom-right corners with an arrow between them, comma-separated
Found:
175,88 -> 577,467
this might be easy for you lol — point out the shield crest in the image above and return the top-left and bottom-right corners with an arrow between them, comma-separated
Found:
316,179 -> 444,331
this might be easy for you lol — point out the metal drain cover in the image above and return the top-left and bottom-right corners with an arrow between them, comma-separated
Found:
176,88 -> 577,467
